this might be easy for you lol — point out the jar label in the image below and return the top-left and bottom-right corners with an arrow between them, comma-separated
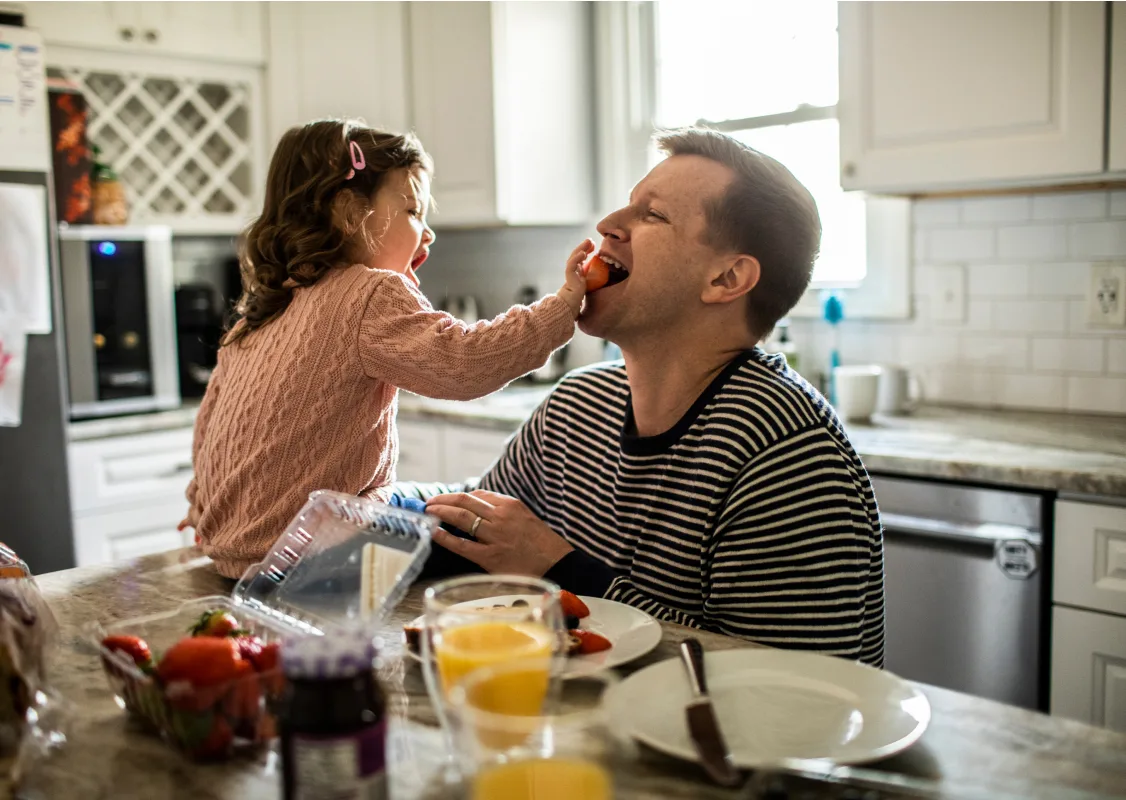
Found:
293,722 -> 387,800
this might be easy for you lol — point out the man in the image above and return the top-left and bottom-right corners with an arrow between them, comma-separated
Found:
400,128 -> 885,666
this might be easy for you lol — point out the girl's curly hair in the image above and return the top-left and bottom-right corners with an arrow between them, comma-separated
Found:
224,119 -> 432,346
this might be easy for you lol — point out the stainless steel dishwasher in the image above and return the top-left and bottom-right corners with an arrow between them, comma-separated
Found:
871,474 -> 1047,710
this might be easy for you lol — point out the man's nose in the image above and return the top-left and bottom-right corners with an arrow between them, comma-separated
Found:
596,208 -> 629,242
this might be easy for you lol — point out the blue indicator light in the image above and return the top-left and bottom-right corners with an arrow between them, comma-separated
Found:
97,242 -> 117,256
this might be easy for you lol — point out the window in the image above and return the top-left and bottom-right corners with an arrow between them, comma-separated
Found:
594,1 -> 910,318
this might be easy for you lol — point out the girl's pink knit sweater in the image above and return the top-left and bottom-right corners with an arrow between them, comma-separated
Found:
187,264 -> 574,578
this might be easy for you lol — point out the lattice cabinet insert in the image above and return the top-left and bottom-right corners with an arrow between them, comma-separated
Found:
49,58 -> 263,233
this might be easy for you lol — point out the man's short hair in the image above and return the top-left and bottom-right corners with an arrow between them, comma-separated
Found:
656,128 -> 822,338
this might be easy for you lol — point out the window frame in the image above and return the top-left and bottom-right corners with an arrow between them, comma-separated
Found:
594,1 -> 912,321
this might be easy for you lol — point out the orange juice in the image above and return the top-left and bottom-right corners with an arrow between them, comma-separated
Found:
435,621 -> 554,714
471,758 -> 611,800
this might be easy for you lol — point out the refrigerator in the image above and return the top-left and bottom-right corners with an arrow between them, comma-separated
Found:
0,24 -> 76,573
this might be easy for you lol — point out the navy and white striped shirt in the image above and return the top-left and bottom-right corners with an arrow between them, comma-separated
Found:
475,348 -> 885,666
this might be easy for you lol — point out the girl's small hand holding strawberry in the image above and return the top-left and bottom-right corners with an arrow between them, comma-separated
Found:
557,238 -> 594,319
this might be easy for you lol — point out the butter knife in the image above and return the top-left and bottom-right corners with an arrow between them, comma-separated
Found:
679,638 -> 741,787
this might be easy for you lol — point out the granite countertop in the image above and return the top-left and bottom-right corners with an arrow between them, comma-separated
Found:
66,384 -> 1126,498
11,549 -> 1126,798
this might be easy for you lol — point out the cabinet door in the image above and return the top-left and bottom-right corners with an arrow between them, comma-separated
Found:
72,499 -> 190,567
24,2 -> 139,52
266,1 -> 408,149
408,1 -> 499,226
137,2 -> 265,65
1051,605 -> 1126,733
68,428 -> 194,514
1110,1 -> 1126,173
395,420 -> 445,484
444,427 -> 511,484
839,2 -> 1106,191
1053,500 -> 1126,617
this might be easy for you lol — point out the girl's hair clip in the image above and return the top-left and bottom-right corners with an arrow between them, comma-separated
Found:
346,140 -> 366,180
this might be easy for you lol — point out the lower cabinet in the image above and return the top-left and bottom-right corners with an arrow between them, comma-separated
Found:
396,420 -> 512,485
1050,605 -> 1126,734
73,498 -> 195,567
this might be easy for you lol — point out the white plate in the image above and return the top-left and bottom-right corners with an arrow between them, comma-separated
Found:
404,595 -> 662,679
603,648 -> 930,768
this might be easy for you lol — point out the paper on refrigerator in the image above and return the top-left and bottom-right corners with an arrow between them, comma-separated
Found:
0,307 -> 25,427
0,183 -> 51,334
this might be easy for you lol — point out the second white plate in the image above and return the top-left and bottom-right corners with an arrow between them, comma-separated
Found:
404,595 -> 662,679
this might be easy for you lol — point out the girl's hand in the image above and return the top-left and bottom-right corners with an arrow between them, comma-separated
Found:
557,239 -> 594,318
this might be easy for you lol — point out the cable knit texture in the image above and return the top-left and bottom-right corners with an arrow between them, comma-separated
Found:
187,264 -> 574,579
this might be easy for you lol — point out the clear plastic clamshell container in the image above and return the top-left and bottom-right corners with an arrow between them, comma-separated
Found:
89,491 -> 434,759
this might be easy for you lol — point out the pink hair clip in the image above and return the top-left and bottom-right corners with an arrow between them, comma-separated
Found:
346,140 -> 366,180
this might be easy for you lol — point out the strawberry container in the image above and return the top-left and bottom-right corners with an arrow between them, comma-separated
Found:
88,491 -> 435,760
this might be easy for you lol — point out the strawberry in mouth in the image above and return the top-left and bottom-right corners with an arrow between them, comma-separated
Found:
586,252 -> 629,292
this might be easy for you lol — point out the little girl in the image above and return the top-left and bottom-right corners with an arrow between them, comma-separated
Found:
181,119 -> 591,579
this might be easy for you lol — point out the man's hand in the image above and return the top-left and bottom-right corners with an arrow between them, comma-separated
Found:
424,490 -> 574,577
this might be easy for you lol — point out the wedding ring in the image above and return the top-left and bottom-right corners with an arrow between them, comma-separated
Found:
470,515 -> 483,537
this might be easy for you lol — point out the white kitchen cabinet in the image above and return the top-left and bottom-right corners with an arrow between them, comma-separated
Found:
1050,605 -> 1126,734
72,498 -> 194,567
24,1 -> 265,65
444,427 -> 512,484
1053,500 -> 1126,618
68,428 -> 194,515
839,1 -> 1107,192
1109,2 -> 1126,173
395,420 -> 445,484
265,2 -> 409,150
407,1 -> 595,227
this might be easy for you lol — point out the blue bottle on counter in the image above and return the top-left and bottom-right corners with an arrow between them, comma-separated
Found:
279,631 -> 387,800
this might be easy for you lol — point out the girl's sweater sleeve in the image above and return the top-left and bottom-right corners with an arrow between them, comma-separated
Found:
358,270 -> 575,400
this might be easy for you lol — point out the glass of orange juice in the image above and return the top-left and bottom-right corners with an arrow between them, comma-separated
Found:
447,658 -> 626,800
420,575 -> 566,754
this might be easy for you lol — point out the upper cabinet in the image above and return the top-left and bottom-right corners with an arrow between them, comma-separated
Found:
265,2 -> 410,151
407,1 -> 595,227
1110,2 -> 1126,173
24,2 -> 266,65
839,2 -> 1109,193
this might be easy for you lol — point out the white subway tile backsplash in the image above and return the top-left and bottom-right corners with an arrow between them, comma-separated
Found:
960,335 -> 1029,370
993,299 -> 1067,333
1029,262 -> 1090,297
928,228 -> 994,262
1110,191 -> 1126,219
1030,337 -> 1104,374
1031,192 -> 1107,221
1108,340 -> 1126,375
913,199 -> 961,227
996,374 -> 1066,410
1066,377 -> 1126,414
962,196 -> 1030,224
966,263 -> 1029,297
997,224 -> 1070,261
1070,220 -> 1126,259
785,189 -> 1125,415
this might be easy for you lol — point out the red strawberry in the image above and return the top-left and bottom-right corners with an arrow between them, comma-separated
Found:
571,630 -> 612,655
158,637 -> 249,712
102,634 -> 153,671
189,609 -> 243,637
559,591 -> 590,620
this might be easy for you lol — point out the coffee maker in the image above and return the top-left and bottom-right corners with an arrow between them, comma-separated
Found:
175,283 -> 222,399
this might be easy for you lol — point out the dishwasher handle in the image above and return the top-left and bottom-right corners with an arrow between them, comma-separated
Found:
881,512 -> 1042,548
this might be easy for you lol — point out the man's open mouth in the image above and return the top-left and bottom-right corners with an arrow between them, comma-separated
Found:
599,253 -> 629,287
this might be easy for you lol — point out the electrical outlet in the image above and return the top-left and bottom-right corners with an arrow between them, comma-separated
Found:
930,265 -> 966,323
1088,263 -> 1126,327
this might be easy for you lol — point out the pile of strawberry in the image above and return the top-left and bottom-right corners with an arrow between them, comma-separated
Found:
100,609 -> 284,760
560,591 -> 612,656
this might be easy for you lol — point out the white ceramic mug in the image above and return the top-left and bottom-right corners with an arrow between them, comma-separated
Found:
877,366 -> 924,415
832,365 -> 883,421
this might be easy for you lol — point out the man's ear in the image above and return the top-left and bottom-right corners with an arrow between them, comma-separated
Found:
701,254 -> 761,305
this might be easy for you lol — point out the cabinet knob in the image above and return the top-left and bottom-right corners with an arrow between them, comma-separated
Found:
119,27 -> 135,42
144,29 -> 160,44
842,162 -> 857,179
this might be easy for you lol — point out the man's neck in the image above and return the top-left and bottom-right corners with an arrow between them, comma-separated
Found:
622,337 -> 753,438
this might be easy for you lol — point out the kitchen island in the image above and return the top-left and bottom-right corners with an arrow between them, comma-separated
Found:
11,549 -> 1126,799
